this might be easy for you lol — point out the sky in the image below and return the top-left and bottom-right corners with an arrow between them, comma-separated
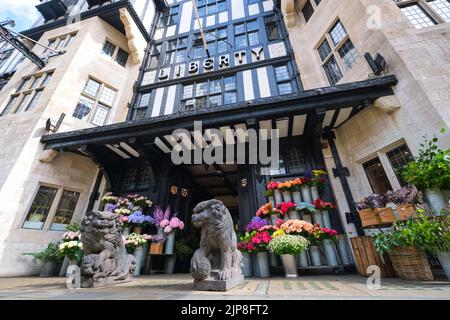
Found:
0,0 -> 40,32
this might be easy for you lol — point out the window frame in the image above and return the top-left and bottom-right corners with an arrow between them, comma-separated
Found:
101,39 -> 130,68
316,19 -> 359,85
21,184 -> 82,232
72,77 -> 117,126
396,0 -> 448,28
0,71 -> 53,117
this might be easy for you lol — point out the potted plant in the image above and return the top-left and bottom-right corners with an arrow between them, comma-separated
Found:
278,181 -> 293,203
308,226 -> 324,266
402,133 -> 450,214
312,199 -> 336,229
161,216 -> 185,255
386,186 -> 420,221
267,181 -> 282,204
249,231 -> 272,278
256,202 -> 275,221
238,233 -> 256,277
24,243 -> 63,277
290,178 -> 303,206
296,202 -> 315,223
311,169 -> 327,199
279,219 -> 315,267
127,210 -> 155,235
165,239 -> 193,274
372,217 -> 434,281
276,202 -> 297,220
409,213 -> 450,279
264,189 -> 275,207
58,240 -> 83,275
125,233 -> 147,276
268,233 -> 309,278
301,170 -> 314,202
321,228 -> 339,266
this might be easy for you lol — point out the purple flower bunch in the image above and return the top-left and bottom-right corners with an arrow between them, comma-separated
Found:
152,206 -> 172,226
105,203 -> 118,213
128,211 -> 154,225
245,217 -> 268,232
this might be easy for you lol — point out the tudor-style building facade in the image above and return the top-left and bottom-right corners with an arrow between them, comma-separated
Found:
1,0 -> 448,277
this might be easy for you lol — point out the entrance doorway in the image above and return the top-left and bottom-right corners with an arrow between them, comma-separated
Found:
186,164 -> 240,229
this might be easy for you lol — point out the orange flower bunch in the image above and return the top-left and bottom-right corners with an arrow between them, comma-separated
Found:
256,203 -> 281,218
280,220 -> 315,236
276,178 -> 304,192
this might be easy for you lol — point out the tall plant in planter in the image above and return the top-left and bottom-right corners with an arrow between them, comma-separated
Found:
312,199 -> 336,228
24,243 -> 63,277
59,241 -> 83,272
267,181 -> 282,204
372,216 -> 435,281
402,133 -> 450,214
238,234 -> 256,277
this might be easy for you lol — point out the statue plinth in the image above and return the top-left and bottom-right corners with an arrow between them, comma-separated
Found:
193,274 -> 245,292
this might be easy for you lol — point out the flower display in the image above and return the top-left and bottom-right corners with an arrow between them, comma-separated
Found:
280,220 -> 315,236
245,217 -> 268,232
276,202 -> 297,215
321,227 -> 338,242
101,192 -> 118,205
152,206 -> 172,227
312,199 -> 336,211
268,234 -> 309,255
59,241 -> 83,261
128,211 -> 154,226
127,194 -> 153,209
62,231 -> 81,242
162,217 -> 185,234
258,225 -> 279,235
272,228 -> 286,238
277,181 -> 293,192
256,203 -> 281,218
125,233 -> 147,252
266,181 -> 279,190
249,231 -> 272,252
289,177 -> 303,192
296,202 -> 316,214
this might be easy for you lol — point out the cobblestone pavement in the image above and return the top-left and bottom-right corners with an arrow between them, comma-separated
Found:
0,274 -> 449,300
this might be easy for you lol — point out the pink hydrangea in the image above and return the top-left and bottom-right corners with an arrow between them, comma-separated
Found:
160,219 -> 170,228
164,226 -> 173,234
169,217 -> 181,228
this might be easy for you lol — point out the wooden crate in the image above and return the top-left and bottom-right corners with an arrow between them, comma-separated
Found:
374,207 -> 396,224
358,209 -> 378,228
396,204 -> 416,221
350,236 -> 395,278
149,242 -> 164,254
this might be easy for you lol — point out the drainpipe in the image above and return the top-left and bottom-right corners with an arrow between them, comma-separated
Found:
324,130 -> 364,236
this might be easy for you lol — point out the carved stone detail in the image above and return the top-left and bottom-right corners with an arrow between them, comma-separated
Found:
283,0 -> 296,28
119,8 -> 142,65
373,95 -> 401,114
39,149 -> 60,163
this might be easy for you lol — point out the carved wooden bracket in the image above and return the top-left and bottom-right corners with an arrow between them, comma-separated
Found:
119,8 -> 142,65
283,0 -> 296,28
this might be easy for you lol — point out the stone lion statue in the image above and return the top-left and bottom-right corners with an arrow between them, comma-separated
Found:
190,199 -> 243,281
80,210 -> 136,288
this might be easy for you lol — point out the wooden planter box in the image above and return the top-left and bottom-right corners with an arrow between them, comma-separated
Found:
358,209 -> 378,228
350,236 -> 395,278
149,242 -> 164,254
374,207 -> 396,224
396,204 -> 416,221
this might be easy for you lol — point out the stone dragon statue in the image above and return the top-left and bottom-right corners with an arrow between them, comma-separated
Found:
80,210 -> 135,288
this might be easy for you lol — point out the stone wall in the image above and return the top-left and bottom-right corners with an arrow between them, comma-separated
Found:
0,14 -> 146,276
282,0 -> 450,235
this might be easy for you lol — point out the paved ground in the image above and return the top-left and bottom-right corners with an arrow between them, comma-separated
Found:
0,274 -> 449,300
